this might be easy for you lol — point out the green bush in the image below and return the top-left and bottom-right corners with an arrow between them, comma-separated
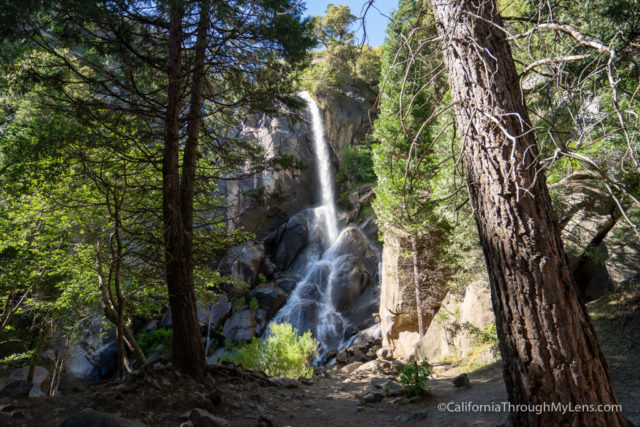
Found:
226,322 -> 318,378
340,145 -> 376,184
137,328 -> 173,355
398,361 -> 433,395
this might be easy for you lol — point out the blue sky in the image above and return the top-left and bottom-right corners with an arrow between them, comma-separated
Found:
302,0 -> 397,47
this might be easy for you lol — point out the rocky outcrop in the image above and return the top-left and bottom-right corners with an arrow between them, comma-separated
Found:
249,283 -> 287,318
222,108 -> 316,238
552,173 -> 618,268
222,310 -> 256,342
379,231 -> 448,359
274,210 -> 310,270
414,282 -> 498,365
314,85 -> 376,160
551,173 -> 640,299
64,316 -> 117,384
219,241 -> 265,289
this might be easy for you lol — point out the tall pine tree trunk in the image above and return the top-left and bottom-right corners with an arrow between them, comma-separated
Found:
163,0 -> 205,377
430,1 -> 623,425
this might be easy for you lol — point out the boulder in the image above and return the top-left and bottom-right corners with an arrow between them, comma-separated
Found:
64,315 -> 118,384
552,173 -> 618,268
601,221 -> 640,287
274,211 -> 310,270
0,366 -> 49,394
459,283 -> 494,328
249,283 -> 287,318
205,298 -> 232,331
331,255 -> 371,312
275,277 -> 297,294
453,373 -> 471,387
219,241 -> 265,288
222,310 -> 256,342
360,214 -> 380,245
59,409 -> 147,427
188,408 -> 230,427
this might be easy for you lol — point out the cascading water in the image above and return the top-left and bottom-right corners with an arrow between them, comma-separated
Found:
298,91 -> 339,243
270,91 -> 352,359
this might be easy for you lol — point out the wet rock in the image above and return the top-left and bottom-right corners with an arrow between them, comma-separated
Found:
188,408 -> 230,427
222,310 -> 256,341
59,408 -> 147,427
275,211 -> 309,270
223,109 -> 316,238
249,283 -> 287,318
453,373 -> 470,387
255,309 -> 268,336
275,277 -> 297,294
206,298 -> 232,331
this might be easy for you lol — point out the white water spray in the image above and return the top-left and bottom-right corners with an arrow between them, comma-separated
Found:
299,91 -> 339,243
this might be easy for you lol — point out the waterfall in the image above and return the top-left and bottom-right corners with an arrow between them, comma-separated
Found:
298,91 -> 339,243
270,91 -> 349,359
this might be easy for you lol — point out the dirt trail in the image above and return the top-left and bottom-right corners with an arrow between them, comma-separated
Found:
1,285 -> 638,426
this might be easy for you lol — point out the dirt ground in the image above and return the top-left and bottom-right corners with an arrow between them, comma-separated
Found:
0,284 -> 638,427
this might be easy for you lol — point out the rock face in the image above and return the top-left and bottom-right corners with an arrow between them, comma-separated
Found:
64,316 -> 117,384
379,231 -> 447,358
415,282 -> 499,365
551,173 -> 640,299
222,108 -> 316,238
219,241 -> 265,289
315,85 -> 377,160
274,210 -> 310,270
222,310 -> 257,342
249,283 -> 287,318
552,173 -> 618,268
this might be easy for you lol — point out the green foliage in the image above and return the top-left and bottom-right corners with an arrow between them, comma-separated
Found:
258,274 -> 268,284
462,322 -> 499,345
226,322 -> 318,378
398,361 -> 433,395
137,328 -> 173,356
232,297 -> 247,314
340,145 -> 376,185
249,297 -> 259,311
299,4 -> 382,93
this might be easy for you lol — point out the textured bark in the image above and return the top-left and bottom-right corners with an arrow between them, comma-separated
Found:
431,1 -> 623,425
162,1 -> 205,377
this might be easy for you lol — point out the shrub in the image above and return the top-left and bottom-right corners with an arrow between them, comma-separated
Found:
398,361 -> 433,395
341,145 -> 376,184
227,322 -> 318,378
137,328 -> 173,355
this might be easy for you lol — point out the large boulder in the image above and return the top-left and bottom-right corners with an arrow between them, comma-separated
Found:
222,310 -> 256,342
249,283 -> 287,318
601,221 -> 640,286
219,241 -> 265,288
0,366 -> 49,397
331,255 -> 371,312
64,316 -> 117,384
379,231 -> 448,358
274,211 -> 309,270
328,227 -> 378,278
551,173 -> 618,267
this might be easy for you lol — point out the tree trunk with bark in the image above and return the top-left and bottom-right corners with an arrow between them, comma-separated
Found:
162,0 -> 207,377
430,1 -> 623,425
